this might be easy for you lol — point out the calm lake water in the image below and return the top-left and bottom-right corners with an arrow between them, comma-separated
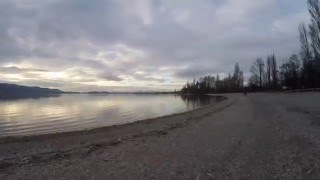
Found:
0,94 -> 220,137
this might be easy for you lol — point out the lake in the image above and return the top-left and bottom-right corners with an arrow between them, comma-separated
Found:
0,94 -> 220,137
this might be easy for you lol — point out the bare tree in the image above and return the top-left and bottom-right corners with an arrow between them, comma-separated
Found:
266,56 -> 272,87
308,0 -> 320,30
250,58 -> 265,88
233,62 -> 244,90
309,22 -> 320,59
280,54 -> 302,89
271,54 -> 278,88
308,0 -> 320,59
299,23 -> 312,63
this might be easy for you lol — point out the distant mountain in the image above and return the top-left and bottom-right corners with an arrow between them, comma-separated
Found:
0,83 -> 64,100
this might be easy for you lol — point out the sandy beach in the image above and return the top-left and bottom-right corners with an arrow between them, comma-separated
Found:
1,93 -> 320,179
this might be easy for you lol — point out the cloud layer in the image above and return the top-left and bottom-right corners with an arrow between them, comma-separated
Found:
0,0 -> 308,91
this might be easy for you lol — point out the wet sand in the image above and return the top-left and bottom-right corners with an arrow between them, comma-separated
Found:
1,93 -> 320,179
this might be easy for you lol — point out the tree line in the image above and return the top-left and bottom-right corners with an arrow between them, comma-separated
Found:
181,62 -> 244,94
181,0 -> 320,94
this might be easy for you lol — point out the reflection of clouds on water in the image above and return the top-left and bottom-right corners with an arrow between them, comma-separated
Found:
0,121 -> 9,136
0,94 -> 219,137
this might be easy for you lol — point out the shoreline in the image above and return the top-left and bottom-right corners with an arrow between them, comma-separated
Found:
0,95 -> 236,173
0,95 -> 228,143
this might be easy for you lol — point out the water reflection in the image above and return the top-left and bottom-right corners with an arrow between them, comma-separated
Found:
0,94 -> 219,137
180,95 -> 217,108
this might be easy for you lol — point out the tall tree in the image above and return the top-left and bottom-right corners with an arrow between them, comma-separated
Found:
299,23 -> 312,63
308,0 -> 320,30
280,54 -> 301,89
233,62 -> 244,90
308,0 -> 320,59
266,56 -> 272,87
299,23 -> 314,88
309,21 -> 320,59
271,54 -> 278,88
250,58 -> 265,88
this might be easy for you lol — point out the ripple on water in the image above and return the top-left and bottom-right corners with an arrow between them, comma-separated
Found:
0,94 -> 217,137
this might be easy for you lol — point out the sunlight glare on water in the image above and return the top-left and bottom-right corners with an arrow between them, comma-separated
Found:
0,94 -> 219,137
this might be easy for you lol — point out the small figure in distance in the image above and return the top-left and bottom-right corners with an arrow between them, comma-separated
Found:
243,91 -> 247,95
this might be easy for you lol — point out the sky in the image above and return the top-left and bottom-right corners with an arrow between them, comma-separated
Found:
0,0 -> 309,92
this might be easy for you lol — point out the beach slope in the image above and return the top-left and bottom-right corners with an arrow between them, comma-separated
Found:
1,93 -> 320,179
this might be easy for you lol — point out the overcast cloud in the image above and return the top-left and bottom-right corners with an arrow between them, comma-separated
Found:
0,0 -> 309,91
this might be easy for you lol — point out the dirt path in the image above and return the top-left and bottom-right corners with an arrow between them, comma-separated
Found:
1,93 -> 320,179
